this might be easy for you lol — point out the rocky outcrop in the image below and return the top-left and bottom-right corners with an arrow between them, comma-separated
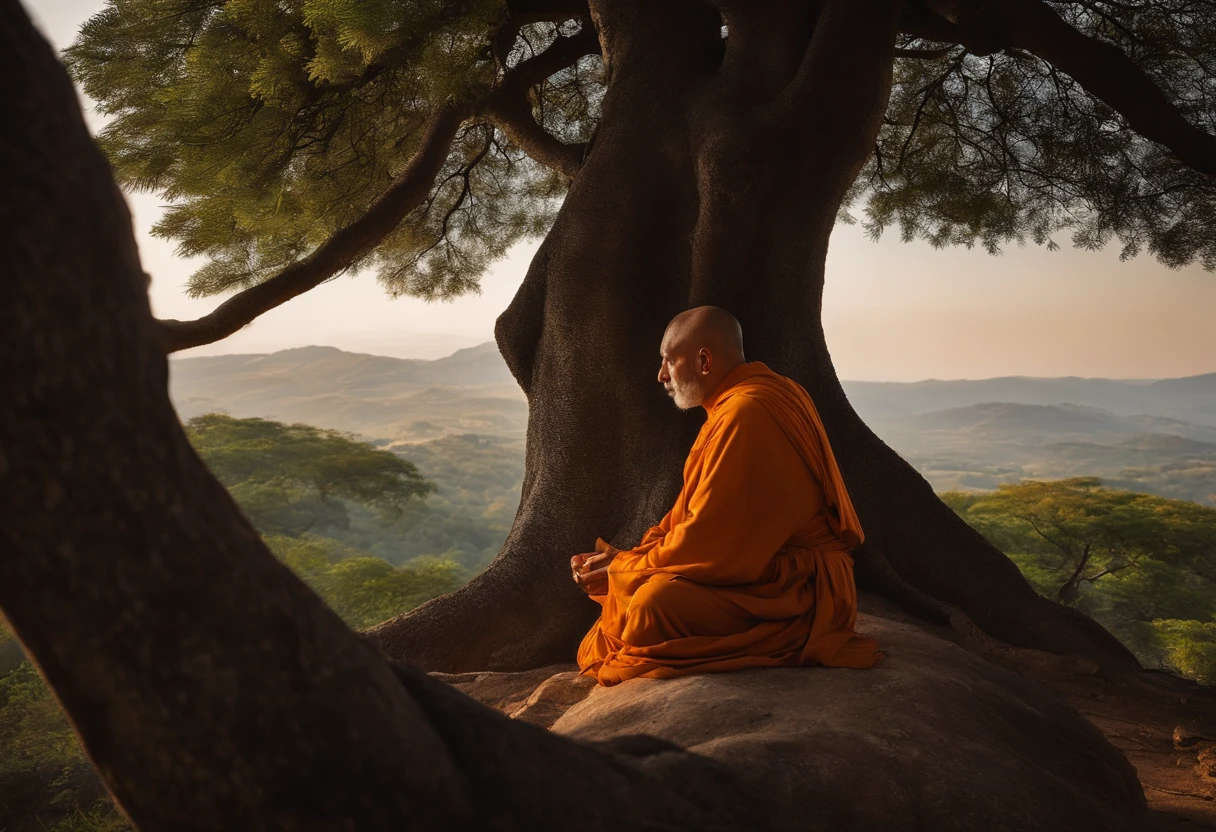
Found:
446,614 -> 1148,831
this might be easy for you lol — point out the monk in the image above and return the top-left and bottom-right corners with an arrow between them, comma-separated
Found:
572,306 -> 884,686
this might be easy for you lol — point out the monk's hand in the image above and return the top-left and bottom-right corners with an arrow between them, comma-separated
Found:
571,548 -> 617,595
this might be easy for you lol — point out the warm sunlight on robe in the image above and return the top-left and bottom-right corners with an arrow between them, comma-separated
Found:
577,362 -> 884,686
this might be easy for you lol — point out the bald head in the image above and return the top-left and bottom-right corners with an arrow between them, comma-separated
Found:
658,306 -> 747,410
665,306 -> 745,361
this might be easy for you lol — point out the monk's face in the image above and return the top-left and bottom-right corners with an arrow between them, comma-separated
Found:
657,328 -> 708,410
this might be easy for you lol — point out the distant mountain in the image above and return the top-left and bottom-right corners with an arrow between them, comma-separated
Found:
876,402 -> 1216,503
170,342 -> 524,443
844,374 -> 1216,428
896,402 -> 1216,444
169,344 -> 1216,506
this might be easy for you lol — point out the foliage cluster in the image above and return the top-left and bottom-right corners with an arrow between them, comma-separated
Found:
186,412 -> 434,534
183,413 -> 472,622
335,434 -> 523,569
185,412 -> 524,569
267,534 -> 466,629
63,0 -> 1216,336
64,0 -> 595,301
943,477 -> 1216,681
861,4 -> 1216,269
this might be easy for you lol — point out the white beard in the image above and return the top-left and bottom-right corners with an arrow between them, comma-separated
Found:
668,376 -> 701,411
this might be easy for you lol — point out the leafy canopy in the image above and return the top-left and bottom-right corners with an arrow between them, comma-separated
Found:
65,0 -> 596,299
185,412 -> 434,535
269,534 -> 466,629
65,0 -> 1216,316
943,478 -> 1216,681
862,3 -> 1216,267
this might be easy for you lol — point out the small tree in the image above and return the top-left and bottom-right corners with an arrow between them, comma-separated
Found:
955,478 -> 1216,603
185,413 -> 434,535
946,479 -> 1216,669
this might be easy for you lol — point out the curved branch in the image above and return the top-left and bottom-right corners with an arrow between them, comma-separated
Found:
156,26 -> 601,353
909,0 -> 1216,179
487,93 -> 586,177
502,22 -> 601,89
486,24 -> 600,177
157,104 -> 468,353
996,0 -> 1216,178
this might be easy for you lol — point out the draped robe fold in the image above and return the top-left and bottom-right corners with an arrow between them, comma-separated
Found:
577,361 -> 884,686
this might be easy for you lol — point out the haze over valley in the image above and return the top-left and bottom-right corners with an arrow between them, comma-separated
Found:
171,343 -> 1216,517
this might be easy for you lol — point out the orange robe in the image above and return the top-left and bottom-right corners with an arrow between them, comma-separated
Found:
577,361 -> 884,686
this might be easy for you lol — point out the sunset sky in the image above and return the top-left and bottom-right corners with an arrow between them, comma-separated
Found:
26,0 -> 1216,381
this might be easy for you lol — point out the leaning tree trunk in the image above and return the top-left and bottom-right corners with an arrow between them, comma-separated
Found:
0,6 -> 769,827
369,0 -> 1138,672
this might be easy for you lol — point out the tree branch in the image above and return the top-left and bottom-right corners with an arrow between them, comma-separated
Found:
502,22 -> 601,90
893,46 -> 957,59
999,0 -> 1216,178
914,0 -> 1216,178
1057,540 -> 1093,602
1020,512 -> 1075,558
484,26 -> 599,178
155,25 -> 601,354
487,94 -> 586,178
156,104 -> 468,352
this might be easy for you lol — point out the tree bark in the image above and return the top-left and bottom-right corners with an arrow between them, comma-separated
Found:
370,0 -> 1139,672
0,4 -> 768,827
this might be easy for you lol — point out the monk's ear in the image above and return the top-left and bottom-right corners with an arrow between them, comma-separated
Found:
699,348 -> 712,374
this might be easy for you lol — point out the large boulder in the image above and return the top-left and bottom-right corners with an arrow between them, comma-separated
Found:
541,614 -> 1147,831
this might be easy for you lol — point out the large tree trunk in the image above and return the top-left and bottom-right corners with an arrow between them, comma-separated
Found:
370,0 -> 1138,672
0,5 -> 767,828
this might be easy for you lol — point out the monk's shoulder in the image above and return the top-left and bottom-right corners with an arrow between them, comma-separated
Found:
712,390 -> 782,432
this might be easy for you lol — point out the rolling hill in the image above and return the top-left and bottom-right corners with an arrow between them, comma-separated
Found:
170,343 -> 527,444
169,344 -> 1216,507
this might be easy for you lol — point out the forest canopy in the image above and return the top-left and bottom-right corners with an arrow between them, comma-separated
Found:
60,0 -> 1216,354
943,478 -> 1216,682
185,412 -> 434,535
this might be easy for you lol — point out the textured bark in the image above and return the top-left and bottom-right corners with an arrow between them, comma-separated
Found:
0,4 -> 766,828
370,0 -> 1139,672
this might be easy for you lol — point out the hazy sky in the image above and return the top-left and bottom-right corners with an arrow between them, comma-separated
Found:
26,0 -> 1216,381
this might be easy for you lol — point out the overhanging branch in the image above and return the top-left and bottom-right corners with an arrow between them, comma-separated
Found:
999,0 -> 1216,178
156,104 -> 469,353
906,0 -> 1216,179
155,26 -> 601,354
487,93 -> 586,178
503,22 -> 601,89
484,25 -> 599,178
